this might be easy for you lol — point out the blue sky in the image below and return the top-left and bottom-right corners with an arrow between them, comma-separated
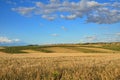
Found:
0,0 -> 120,45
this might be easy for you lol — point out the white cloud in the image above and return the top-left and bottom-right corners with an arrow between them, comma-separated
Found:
12,7 -> 35,15
98,33 -> 120,42
51,34 -> 59,37
86,7 -> 120,24
60,14 -> 77,20
0,37 -> 12,43
85,36 -> 97,41
116,32 -> 120,36
0,37 -> 20,43
41,15 -> 56,21
82,33 -> 120,43
12,0 -> 120,24
104,32 -> 120,36
13,39 -> 20,42
50,0 -> 59,3
61,26 -> 67,31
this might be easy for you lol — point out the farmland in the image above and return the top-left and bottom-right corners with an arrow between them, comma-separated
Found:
0,42 -> 120,80
0,42 -> 120,54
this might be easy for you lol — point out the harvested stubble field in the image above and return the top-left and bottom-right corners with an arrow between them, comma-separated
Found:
0,42 -> 120,80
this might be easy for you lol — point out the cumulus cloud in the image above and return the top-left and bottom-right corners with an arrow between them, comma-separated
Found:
60,14 -> 77,20
12,7 -> 35,15
41,15 -> 56,21
0,37 -> 20,43
11,0 -> 120,24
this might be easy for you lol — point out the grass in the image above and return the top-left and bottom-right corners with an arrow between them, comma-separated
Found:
101,45 -> 120,51
0,47 -> 27,53
77,42 -> 120,51
0,46 -> 54,53
64,47 -> 106,53
0,42 -> 120,54
0,54 -> 120,80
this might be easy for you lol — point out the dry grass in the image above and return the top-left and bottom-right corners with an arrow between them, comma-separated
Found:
76,47 -> 116,53
0,52 -> 120,80
0,42 -> 120,54
43,47 -> 81,53
21,50 -> 43,53
0,47 -> 4,49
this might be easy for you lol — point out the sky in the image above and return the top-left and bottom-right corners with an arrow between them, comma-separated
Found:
0,0 -> 120,45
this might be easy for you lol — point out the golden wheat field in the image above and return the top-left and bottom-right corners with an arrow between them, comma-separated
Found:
0,43 -> 120,80
0,52 -> 120,80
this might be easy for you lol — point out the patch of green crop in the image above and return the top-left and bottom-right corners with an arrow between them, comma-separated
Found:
77,42 -> 120,52
0,47 -> 27,53
31,47 -> 53,53
101,45 -> 120,51
0,46 -> 54,54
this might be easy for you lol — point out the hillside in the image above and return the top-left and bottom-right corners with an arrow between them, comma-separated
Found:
0,42 -> 120,54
